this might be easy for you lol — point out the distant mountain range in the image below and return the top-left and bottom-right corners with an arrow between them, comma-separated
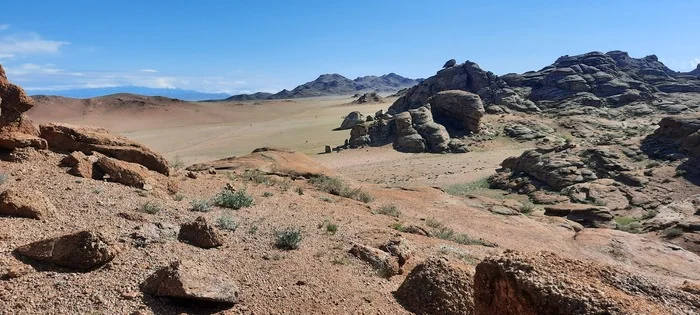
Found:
29,86 -> 231,101
220,73 -> 422,101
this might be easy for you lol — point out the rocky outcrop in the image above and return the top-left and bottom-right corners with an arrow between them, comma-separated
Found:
95,153 -> 157,189
338,111 -> 365,130
0,65 -> 47,151
395,257 -> 475,315
16,231 -> 116,270
178,217 -> 223,249
491,149 -> 597,191
141,260 -> 240,304
0,189 -> 56,220
428,90 -> 485,134
543,203 -> 615,228
186,147 -> 335,178
473,251 -> 700,315
348,243 -> 400,278
39,123 -> 170,175
352,92 -> 384,104
642,116 -> 700,160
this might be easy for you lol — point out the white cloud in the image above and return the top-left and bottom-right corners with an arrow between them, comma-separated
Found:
139,69 -> 158,73
0,32 -> 69,58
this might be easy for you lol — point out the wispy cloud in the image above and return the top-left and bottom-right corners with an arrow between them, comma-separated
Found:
139,68 -> 158,73
0,24 -> 10,31
0,32 -> 69,59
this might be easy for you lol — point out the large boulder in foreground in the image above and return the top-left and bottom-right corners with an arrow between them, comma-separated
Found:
141,260 -> 240,304
186,147 -> 335,178
39,123 -> 169,175
0,189 -> 56,220
16,231 -> 116,270
428,90 -> 485,134
395,257 -> 475,315
473,251 -> 699,315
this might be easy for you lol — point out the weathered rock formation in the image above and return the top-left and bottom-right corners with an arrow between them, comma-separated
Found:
39,123 -> 170,175
16,231 -> 116,270
642,115 -> 700,160
352,92 -> 384,104
0,189 -> 56,220
348,243 -> 400,278
395,257 -> 475,315
141,260 -> 240,304
178,217 -> 223,249
0,65 -> 47,151
337,111 -> 365,130
473,251 -> 700,315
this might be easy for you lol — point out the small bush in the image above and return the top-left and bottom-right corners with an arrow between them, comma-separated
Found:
646,161 -> 661,169
216,216 -> 238,231
332,256 -> 350,265
319,196 -> 334,203
170,155 -> 185,170
275,228 -> 303,250
309,176 -> 373,203
425,218 -> 446,229
279,179 -> 292,192
675,169 -> 688,177
444,177 -> 491,197
433,227 -> 455,240
373,204 -> 401,217
665,227 -> 684,238
248,225 -> 259,234
242,169 -> 272,185
140,201 -> 161,214
519,202 -> 535,214
0,174 -> 8,185
173,194 -> 185,201
326,223 -> 338,235
453,234 -> 489,246
191,199 -> 212,212
214,189 -> 254,210
390,222 -> 405,232
262,191 -> 274,197
295,186 -> 304,195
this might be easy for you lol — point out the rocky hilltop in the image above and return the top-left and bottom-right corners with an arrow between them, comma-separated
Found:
222,73 -> 422,101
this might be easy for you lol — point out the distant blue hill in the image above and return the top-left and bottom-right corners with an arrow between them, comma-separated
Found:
28,86 -> 231,101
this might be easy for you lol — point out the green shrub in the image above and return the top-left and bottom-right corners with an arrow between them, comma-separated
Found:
373,204 -> 401,217
309,176 -> 373,203
173,194 -> 185,201
214,189 -> 254,210
332,256 -> 350,265
326,223 -> 338,235
425,218 -> 445,229
191,199 -> 212,212
519,202 -> 535,214
295,186 -> 304,195
665,227 -> 684,238
263,191 -> 274,197
453,234 -> 489,246
216,216 -> 238,231
248,225 -> 259,234
390,222 -> 405,232
675,169 -> 688,177
444,177 -> 490,197
242,169 -> 272,185
319,196 -> 334,203
275,228 -> 303,250
433,227 -> 455,240
140,201 -> 161,214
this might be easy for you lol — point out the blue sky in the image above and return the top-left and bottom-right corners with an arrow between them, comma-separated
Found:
1,0 -> 699,94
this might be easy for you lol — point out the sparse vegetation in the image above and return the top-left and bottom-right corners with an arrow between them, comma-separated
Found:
173,194 -> 185,201
92,188 -> 102,194
641,210 -> 659,220
646,161 -> 661,168
615,216 -> 643,234
191,199 -> 212,212
325,222 -> 338,235
140,201 -> 161,214
425,217 -> 446,229
452,233 -> 489,246
0,174 -> 8,185
214,189 -> 254,209
390,222 -> 406,232
248,225 -> 259,234
675,169 -> 688,177
433,227 -> 455,240
425,218 -> 493,246
275,228 -> 303,250
170,155 -> 185,170
319,196 -> 334,203
309,175 -> 373,203
332,256 -> 350,265
665,227 -> 684,238
519,202 -> 536,214
295,186 -> 304,195
373,204 -> 401,217
263,191 -> 274,197
593,199 -> 608,206
216,216 -> 238,231
242,169 -> 273,185
444,177 -> 491,197
279,178 -> 292,192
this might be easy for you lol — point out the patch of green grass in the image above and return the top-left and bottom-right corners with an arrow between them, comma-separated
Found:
140,201 -> 161,214
615,216 -> 643,234
443,177 -> 491,197
390,222 -> 406,232
665,227 -> 684,238
325,222 -> 338,235
213,189 -> 254,210
332,256 -> 350,265
275,228 -> 303,250
262,191 -> 274,197
191,199 -> 212,212
216,216 -> 238,231
308,176 -> 373,203
373,204 -> 401,217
